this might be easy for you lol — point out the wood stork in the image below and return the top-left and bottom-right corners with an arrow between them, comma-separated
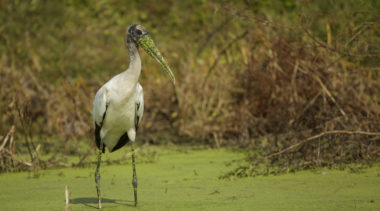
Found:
93,24 -> 175,209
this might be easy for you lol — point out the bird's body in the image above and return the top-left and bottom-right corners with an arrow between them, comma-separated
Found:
93,47 -> 143,152
92,24 -> 174,209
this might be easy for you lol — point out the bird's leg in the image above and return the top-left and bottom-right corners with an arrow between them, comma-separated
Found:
95,139 -> 104,209
131,141 -> 138,206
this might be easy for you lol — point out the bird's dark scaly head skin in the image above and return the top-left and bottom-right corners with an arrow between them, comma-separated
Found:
126,24 -> 176,85
127,24 -> 149,43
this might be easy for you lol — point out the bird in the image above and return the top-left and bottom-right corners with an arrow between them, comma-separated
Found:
93,24 -> 175,209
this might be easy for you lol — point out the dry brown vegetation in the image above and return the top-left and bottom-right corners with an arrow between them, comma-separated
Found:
0,0 -> 379,174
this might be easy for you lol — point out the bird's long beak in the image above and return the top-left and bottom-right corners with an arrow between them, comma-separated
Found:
137,35 -> 176,85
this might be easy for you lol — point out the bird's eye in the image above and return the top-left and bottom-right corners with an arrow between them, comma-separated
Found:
136,30 -> 142,35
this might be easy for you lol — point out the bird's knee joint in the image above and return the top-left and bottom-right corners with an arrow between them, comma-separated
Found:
95,173 -> 100,181
132,178 -> 137,188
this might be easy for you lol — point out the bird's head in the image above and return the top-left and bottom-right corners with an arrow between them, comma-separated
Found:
127,24 -> 176,85
127,24 -> 148,43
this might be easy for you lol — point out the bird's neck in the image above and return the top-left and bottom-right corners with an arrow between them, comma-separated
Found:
124,37 -> 142,83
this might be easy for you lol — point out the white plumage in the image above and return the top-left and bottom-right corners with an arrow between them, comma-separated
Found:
93,71 -> 144,152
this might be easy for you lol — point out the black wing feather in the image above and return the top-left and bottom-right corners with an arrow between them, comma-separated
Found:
111,132 -> 130,152
135,102 -> 141,131
95,104 -> 108,153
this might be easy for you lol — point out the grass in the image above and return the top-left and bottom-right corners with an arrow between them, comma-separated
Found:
0,147 -> 379,210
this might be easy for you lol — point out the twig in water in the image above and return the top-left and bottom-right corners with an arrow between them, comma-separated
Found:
65,185 -> 70,211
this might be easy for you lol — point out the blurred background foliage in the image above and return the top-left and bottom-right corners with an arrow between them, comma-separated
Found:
0,0 -> 379,174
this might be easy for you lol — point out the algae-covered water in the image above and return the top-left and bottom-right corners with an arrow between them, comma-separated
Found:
0,147 -> 379,210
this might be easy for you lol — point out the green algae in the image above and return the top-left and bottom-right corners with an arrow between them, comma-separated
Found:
0,148 -> 379,210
